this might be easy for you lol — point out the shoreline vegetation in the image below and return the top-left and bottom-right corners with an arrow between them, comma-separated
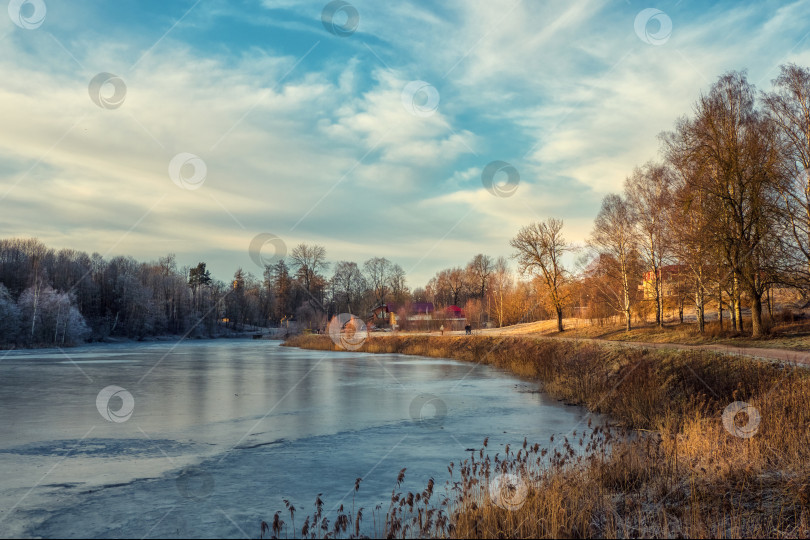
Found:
277,334 -> 810,538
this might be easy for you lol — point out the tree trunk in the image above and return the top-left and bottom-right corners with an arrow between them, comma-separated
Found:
766,286 -> 773,321
654,269 -> 662,327
718,288 -> 723,331
732,275 -> 741,332
735,296 -> 743,334
30,284 -> 39,339
658,276 -> 665,327
696,285 -> 705,333
53,303 -> 61,344
556,306 -> 564,333
622,258 -> 632,332
750,287 -> 763,338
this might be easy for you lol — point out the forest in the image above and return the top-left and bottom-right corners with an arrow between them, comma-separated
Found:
0,236 -> 531,347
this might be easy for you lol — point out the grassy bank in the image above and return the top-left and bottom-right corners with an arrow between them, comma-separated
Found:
276,334 -> 810,538
489,316 -> 810,352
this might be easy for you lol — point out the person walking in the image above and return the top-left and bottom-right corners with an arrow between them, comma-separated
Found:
440,324 -> 444,336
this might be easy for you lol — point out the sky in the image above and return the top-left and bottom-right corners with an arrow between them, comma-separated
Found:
2,0 -> 810,287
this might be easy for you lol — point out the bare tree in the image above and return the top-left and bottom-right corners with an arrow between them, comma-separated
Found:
625,163 -> 673,327
510,219 -> 570,332
446,267 -> 467,306
330,261 -> 367,313
666,157 -> 713,333
429,267 -> 468,307
18,285 -> 89,345
489,257 -> 511,328
466,254 -> 494,300
589,194 -> 640,331
664,72 -> 782,337
290,244 -> 329,315
389,264 -> 409,303
763,63 -> 810,285
0,284 -> 21,345
290,244 -> 329,294
364,257 -> 393,306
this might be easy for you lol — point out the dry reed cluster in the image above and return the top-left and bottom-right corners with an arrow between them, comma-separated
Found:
266,334 -> 810,538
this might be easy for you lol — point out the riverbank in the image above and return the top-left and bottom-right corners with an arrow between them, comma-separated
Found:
285,334 -> 810,537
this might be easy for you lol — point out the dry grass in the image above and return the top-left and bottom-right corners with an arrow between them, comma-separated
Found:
528,316 -> 810,351
271,334 -> 810,538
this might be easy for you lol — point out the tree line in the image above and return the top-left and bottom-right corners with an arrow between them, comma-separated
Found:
0,232 -> 550,347
513,65 -> 810,338
0,238 -> 416,347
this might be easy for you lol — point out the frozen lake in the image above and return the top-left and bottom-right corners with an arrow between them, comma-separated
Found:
0,339 -> 593,538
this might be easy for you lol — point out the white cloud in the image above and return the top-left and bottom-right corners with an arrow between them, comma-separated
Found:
2,0 -> 810,287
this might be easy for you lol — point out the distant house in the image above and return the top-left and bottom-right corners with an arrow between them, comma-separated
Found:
368,302 -> 473,331
369,304 -> 396,327
370,304 -> 389,321
408,302 -> 435,320
370,302 -> 435,322
642,265 -> 687,300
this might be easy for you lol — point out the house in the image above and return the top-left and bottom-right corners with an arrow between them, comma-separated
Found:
369,302 -> 435,324
408,302 -> 435,320
370,303 -> 390,321
369,304 -> 397,327
642,265 -> 687,300
365,302 -> 438,331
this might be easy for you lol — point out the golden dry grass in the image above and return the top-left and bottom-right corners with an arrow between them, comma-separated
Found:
397,312 -> 810,353
273,334 -> 810,538
507,316 -> 810,352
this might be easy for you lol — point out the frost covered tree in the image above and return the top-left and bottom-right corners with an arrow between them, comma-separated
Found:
0,284 -> 21,345
18,285 -> 89,345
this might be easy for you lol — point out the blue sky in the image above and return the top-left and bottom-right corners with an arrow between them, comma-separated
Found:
2,0 -> 810,287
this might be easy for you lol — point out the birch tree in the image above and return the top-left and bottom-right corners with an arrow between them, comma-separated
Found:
625,163 -> 673,327
489,257 -> 511,328
589,194 -> 640,331
664,71 -> 782,337
763,63 -> 810,285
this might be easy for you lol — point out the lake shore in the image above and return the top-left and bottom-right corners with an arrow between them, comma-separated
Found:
286,334 -> 810,538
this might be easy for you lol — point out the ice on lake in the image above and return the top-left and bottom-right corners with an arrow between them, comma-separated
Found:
0,339 -> 595,538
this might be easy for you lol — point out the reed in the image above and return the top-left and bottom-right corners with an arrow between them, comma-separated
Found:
267,334 -> 810,538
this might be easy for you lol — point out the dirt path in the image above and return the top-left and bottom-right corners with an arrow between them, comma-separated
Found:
546,336 -> 810,367
399,326 -> 810,367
